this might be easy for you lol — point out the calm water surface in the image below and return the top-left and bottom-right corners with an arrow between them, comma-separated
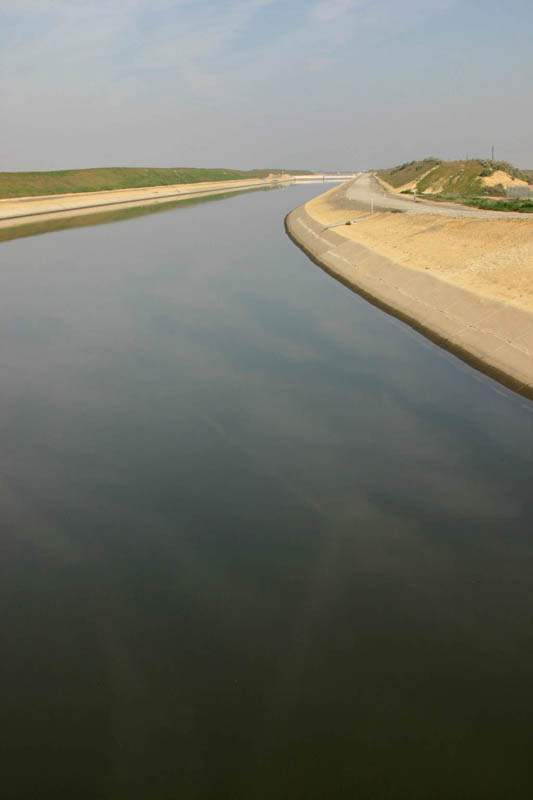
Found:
1,186 -> 532,799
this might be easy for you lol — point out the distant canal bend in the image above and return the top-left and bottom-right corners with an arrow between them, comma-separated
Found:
1,185 -> 532,799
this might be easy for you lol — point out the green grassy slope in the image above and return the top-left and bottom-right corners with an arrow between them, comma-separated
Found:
379,158 -> 532,197
417,160 -> 485,195
377,158 -> 533,212
378,158 -> 441,188
0,166 -> 312,198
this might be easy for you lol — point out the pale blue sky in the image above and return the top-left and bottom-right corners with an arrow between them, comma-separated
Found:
1,0 -> 532,171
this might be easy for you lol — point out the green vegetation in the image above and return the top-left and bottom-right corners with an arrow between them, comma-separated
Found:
379,157 -> 533,212
418,160 -> 531,196
413,192 -> 533,212
378,158 -> 441,188
380,158 -> 532,195
478,160 -> 532,182
463,197 -> 533,213
0,166 -> 313,199
418,160 -> 478,195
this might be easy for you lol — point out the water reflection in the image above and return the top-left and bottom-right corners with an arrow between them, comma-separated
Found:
0,186 -> 274,244
1,186 -> 532,798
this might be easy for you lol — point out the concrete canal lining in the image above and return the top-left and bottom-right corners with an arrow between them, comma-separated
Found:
286,196 -> 533,399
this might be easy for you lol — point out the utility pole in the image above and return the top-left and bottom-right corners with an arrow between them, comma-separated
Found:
491,145 -> 494,162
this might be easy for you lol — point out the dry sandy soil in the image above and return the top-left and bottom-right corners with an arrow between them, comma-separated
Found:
482,170 -> 529,188
307,186 -> 533,313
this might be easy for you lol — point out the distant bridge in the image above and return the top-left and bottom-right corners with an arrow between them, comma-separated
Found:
290,173 -> 359,184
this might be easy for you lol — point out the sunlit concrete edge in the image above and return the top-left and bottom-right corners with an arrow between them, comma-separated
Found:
285,201 -> 533,401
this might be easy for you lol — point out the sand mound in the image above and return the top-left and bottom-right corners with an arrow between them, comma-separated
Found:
482,170 -> 529,188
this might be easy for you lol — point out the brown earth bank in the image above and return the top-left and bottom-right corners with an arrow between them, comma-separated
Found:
286,180 -> 533,398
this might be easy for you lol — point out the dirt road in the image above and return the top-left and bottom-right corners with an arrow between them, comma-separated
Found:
347,173 -> 527,219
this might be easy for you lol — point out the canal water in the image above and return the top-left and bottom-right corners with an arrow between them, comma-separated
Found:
1,186 -> 532,799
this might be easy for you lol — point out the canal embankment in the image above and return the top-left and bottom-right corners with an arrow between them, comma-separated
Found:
286,178 -> 533,398
0,175 -> 293,231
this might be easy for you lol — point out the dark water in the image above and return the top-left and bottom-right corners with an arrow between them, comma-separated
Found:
1,186 -> 532,799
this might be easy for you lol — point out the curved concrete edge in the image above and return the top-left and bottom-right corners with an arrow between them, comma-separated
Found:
285,203 -> 533,400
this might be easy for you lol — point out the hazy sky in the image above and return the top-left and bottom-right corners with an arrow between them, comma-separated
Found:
2,0 -> 532,171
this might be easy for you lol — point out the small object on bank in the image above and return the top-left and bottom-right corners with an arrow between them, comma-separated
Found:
323,215 -> 372,230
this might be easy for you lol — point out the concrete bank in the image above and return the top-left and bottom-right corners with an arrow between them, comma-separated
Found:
0,176 -> 291,231
285,196 -> 533,399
